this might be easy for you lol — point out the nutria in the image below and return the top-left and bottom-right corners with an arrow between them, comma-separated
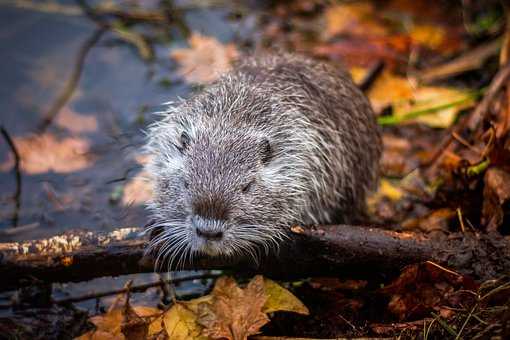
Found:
145,54 -> 381,267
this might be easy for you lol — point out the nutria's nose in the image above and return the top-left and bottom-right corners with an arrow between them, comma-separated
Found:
192,215 -> 224,240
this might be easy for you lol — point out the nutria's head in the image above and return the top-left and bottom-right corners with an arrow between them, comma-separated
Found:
144,85 -> 304,269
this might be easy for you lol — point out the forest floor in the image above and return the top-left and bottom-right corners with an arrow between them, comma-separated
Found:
0,0 -> 509,339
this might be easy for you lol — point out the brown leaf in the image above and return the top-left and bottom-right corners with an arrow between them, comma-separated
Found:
323,3 -> 388,39
171,33 -> 239,84
55,106 -> 98,134
78,293 -> 161,340
0,132 -> 92,174
121,305 -> 148,340
381,262 -> 478,320
314,37 -> 409,69
197,276 -> 269,340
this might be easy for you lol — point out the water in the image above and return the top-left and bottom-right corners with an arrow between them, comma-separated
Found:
0,0 -> 258,312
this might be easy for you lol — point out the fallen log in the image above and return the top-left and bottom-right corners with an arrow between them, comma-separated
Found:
0,225 -> 508,292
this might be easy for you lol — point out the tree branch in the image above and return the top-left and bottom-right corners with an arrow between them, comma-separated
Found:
0,225 -> 508,292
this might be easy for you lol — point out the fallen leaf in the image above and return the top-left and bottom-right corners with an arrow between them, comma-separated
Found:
392,87 -> 476,128
171,33 -> 239,84
381,262 -> 478,320
197,276 -> 269,340
55,106 -> 98,133
121,305 -> 149,340
88,308 -> 124,337
262,278 -> 309,315
323,3 -> 388,39
77,295 -> 162,340
349,66 -> 368,84
314,36 -> 409,69
409,24 -> 445,49
367,178 -> 405,215
0,132 -> 92,174
163,303 -> 206,340
369,71 -> 476,127
367,71 -> 414,113
378,179 -> 404,201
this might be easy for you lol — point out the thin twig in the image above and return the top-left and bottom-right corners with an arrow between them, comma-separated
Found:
424,63 -> 510,175
53,273 -> 219,305
38,27 -> 106,131
0,126 -> 21,227
358,60 -> 385,92
467,62 -> 510,130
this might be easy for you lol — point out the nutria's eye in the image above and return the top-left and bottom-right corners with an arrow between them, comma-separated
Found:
183,179 -> 189,189
242,180 -> 254,193
177,131 -> 190,154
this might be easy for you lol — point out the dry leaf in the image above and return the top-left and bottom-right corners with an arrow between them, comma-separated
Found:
88,308 -> 124,338
262,278 -> 309,315
323,3 -> 388,39
349,66 -> 368,84
369,71 -> 475,127
171,33 -> 239,84
381,262 -> 478,320
409,24 -> 445,50
163,303 -> 206,340
0,133 -> 92,174
77,300 -> 161,340
197,276 -> 269,340
56,106 -> 98,133
368,71 -> 414,113
393,87 -> 475,128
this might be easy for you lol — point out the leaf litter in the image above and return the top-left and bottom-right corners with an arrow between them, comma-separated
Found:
76,275 -> 308,340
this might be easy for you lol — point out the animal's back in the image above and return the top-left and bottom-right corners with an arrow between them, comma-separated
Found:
222,54 -> 382,224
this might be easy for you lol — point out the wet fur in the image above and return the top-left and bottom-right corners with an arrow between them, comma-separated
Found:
145,54 -> 381,268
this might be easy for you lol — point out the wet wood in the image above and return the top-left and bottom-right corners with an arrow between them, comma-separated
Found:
0,225 -> 508,292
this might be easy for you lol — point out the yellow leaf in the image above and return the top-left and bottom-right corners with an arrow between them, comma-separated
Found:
132,306 -> 163,336
409,24 -> 445,49
378,179 -> 404,201
324,2 -> 388,39
262,278 -> 309,315
368,71 -> 476,128
349,67 -> 368,85
393,87 -> 475,128
163,303 -> 206,340
89,308 -> 124,336
368,71 -> 414,113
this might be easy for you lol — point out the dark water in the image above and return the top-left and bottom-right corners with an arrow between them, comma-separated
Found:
0,1 -> 254,241
0,0 -> 258,312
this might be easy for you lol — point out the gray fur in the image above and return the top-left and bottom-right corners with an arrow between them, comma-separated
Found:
145,54 -> 381,268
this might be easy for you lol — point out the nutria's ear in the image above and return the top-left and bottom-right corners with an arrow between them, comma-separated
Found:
176,131 -> 190,154
261,138 -> 272,164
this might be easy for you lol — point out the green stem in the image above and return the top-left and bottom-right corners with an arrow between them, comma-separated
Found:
377,90 -> 483,126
